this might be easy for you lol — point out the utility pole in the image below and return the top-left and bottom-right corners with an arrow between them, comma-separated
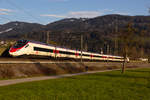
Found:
55,46 -> 57,59
106,44 -> 109,62
47,31 -> 50,44
115,17 -> 118,55
100,48 -> 103,54
84,42 -> 88,51
24,33 -> 28,40
81,34 -> 83,63
107,44 -> 109,55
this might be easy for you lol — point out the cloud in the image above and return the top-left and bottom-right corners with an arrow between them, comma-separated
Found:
114,12 -> 130,15
41,11 -> 101,18
0,8 -> 14,15
40,10 -> 130,19
67,11 -> 101,18
99,9 -> 130,15
0,12 -> 9,15
40,14 -> 66,18
0,8 -> 13,12
100,9 -> 114,12
114,11 -> 130,15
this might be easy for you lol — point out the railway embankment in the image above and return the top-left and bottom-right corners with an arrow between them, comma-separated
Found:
0,61 -> 149,79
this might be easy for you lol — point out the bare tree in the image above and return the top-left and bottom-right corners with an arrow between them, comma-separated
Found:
119,22 -> 136,73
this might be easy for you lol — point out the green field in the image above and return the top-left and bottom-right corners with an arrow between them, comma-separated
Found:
0,68 -> 150,100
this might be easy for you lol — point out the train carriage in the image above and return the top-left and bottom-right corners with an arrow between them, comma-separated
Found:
9,40 -> 129,62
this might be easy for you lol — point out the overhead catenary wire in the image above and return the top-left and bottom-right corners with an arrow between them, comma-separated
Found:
6,0 -> 42,23
0,16 -> 13,24
0,16 -> 11,21
0,16 -> 22,36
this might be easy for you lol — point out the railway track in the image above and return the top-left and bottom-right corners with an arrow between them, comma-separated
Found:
0,57 -> 123,64
0,57 -> 69,61
0,57 -> 115,62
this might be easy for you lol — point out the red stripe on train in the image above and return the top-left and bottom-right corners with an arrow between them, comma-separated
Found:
53,50 -> 59,54
9,47 -> 21,52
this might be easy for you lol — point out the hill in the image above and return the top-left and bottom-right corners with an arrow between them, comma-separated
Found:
0,21 -> 45,39
0,14 -> 150,58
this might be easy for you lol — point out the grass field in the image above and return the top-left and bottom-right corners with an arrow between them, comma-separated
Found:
0,68 -> 150,100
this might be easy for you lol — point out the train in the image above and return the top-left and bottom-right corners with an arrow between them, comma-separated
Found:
9,40 -> 129,62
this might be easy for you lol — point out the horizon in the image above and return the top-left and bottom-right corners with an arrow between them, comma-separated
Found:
0,0 -> 150,25
1,14 -> 150,25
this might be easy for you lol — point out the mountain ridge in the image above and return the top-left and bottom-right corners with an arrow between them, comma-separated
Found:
0,14 -> 150,57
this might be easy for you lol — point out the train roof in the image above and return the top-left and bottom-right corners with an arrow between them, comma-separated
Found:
17,39 -> 123,58
26,40 -> 78,51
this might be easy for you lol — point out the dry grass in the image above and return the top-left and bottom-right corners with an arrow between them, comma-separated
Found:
0,63 -> 121,79
0,48 -> 6,56
0,61 -> 149,79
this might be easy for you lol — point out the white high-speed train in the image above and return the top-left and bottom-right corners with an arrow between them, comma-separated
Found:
9,40 -> 129,62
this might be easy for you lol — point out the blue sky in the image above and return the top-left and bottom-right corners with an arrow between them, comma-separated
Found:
0,0 -> 150,25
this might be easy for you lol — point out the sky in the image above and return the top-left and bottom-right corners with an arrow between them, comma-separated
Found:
0,0 -> 150,25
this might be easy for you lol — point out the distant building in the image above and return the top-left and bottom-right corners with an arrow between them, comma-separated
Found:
139,58 -> 148,62
10,41 -> 14,45
0,41 -> 4,45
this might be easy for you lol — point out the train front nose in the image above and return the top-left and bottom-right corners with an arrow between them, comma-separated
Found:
9,47 -> 20,56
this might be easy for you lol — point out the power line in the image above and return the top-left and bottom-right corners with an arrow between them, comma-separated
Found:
6,0 -> 42,23
0,16 -> 12,24
0,16 -> 21,35
0,16 -> 11,21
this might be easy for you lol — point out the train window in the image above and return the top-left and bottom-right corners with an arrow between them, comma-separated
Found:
13,43 -> 26,48
13,40 -> 29,48
25,44 -> 29,48
34,47 -> 53,52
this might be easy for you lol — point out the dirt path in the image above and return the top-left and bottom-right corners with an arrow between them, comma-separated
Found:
0,69 -> 120,86
0,67 -> 148,87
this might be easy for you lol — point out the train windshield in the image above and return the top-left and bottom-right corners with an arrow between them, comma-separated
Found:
13,40 -> 29,48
